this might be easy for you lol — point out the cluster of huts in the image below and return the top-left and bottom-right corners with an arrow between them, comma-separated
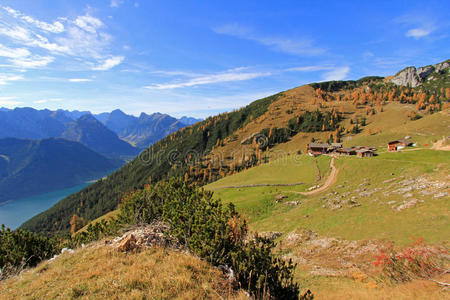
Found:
307,138 -> 415,157
307,143 -> 376,157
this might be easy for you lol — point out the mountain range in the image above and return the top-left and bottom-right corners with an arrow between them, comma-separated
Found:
0,108 -> 201,157
99,110 -> 189,148
0,138 -> 121,203
60,114 -> 138,158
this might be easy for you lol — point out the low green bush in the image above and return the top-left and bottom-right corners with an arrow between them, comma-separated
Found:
0,225 -> 59,273
120,178 -> 301,299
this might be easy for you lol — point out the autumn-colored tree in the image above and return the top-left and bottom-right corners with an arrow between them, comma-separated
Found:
69,214 -> 85,236
388,91 -> 395,102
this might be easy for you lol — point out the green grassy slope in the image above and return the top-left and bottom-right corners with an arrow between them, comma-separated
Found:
204,110 -> 450,245
205,148 -> 449,246
207,155 -> 331,224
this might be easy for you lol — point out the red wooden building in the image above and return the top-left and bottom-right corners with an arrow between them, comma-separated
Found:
388,140 -> 414,151
307,143 -> 330,156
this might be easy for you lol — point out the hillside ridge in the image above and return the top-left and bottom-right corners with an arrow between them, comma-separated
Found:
20,59 -> 449,234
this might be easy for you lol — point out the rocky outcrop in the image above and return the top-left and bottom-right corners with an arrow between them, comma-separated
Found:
117,234 -> 137,252
389,60 -> 449,87
111,222 -> 179,252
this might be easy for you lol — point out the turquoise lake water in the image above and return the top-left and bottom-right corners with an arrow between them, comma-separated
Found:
0,183 -> 90,229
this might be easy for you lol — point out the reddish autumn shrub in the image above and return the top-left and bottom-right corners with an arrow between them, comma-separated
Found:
374,238 -> 447,283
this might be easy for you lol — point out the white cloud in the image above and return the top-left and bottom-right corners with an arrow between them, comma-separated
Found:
110,0 -> 125,8
0,98 -> 22,106
0,7 -> 123,70
3,6 -> 64,33
406,28 -> 432,39
213,24 -> 325,56
33,98 -> 62,104
0,74 -> 24,85
148,70 -> 200,77
74,15 -> 103,34
286,65 -> 334,72
145,69 -> 270,89
322,67 -> 350,81
33,99 -> 48,104
0,24 -> 69,54
396,13 -> 437,40
68,78 -> 92,82
55,25 -> 112,58
9,55 -> 54,68
92,56 -> 124,70
0,44 -> 30,58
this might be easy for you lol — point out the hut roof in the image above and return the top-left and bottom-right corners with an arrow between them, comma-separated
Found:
308,143 -> 330,148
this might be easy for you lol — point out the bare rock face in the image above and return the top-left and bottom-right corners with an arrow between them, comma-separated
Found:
390,67 -> 422,87
389,60 -> 449,87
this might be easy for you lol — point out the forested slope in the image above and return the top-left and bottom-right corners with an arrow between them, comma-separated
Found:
21,93 -> 282,233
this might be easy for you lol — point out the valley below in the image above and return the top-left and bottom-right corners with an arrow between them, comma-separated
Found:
0,175 -> 113,229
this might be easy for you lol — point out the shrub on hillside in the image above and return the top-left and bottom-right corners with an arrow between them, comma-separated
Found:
120,178 -> 301,299
374,238 -> 446,283
231,236 -> 299,299
70,216 -> 124,247
0,225 -> 59,278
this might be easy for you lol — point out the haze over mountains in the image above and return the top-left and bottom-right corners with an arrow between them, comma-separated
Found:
61,114 -> 138,158
99,110 -> 188,148
0,138 -> 121,203
0,108 -> 200,203
0,107 -> 201,156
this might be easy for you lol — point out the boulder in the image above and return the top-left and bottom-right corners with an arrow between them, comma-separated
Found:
274,194 -> 288,202
117,234 -> 138,252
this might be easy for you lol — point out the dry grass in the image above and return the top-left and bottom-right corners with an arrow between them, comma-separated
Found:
0,246 -> 247,300
309,274 -> 450,300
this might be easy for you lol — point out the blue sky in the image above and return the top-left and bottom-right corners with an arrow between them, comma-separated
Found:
0,0 -> 448,118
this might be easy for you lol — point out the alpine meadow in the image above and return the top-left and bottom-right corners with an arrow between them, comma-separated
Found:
0,1 -> 449,299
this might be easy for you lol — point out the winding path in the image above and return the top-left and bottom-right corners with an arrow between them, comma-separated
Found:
210,156 -> 339,195
294,157 -> 338,196
210,182 -> 304,190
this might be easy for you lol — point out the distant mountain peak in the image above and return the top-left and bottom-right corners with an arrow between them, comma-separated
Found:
111,109 -> 127,115
77,113 -> 99,122
62,114 -> 138,158
179,116 -> 202,125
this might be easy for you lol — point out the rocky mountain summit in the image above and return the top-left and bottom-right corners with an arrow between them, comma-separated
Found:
389,59 -> 449,87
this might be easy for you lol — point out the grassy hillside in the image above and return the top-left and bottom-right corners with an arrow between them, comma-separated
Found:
0,246 -> 247,299
209,149 -> 449,244
200,106 -> 450,297
21,60 -> 449,235
205,107 -> 449,241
